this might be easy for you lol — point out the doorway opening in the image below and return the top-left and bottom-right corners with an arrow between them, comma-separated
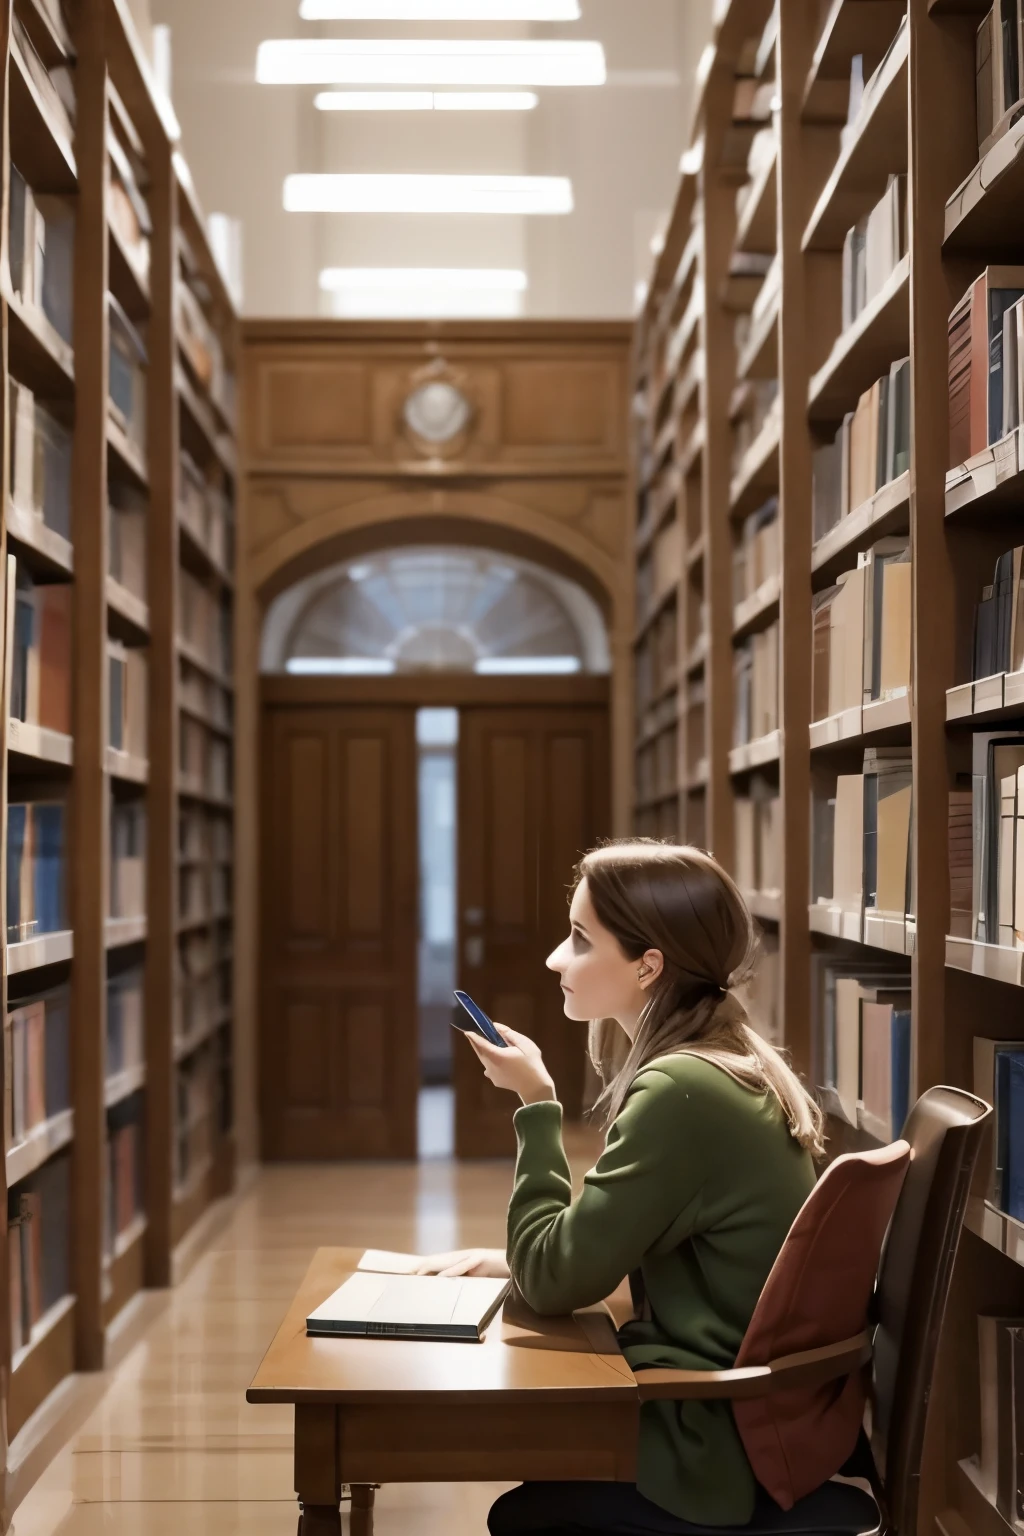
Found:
416,707 -> 458,1160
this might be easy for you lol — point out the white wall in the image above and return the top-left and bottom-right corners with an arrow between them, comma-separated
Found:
144,0 -> 714,317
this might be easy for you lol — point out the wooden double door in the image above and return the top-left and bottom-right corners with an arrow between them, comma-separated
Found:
259,680 -> 609,1160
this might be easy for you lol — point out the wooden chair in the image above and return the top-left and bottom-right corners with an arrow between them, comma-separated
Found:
632,1085 -> 991,1534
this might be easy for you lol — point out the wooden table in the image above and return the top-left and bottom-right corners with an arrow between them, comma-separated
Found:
246,1247 -> 640,1535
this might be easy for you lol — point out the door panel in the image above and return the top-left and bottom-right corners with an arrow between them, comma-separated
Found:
260,706 -> 417,1159
456,707 -> 610,1157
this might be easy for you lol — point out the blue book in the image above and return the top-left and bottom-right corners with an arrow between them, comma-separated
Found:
1002,1052 -> 1024,1222
6,804 -> 26,943
32,803 -> 65,935
891,1008 -> 911,1138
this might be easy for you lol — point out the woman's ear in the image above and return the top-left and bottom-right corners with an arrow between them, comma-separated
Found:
637,949 -> 664,989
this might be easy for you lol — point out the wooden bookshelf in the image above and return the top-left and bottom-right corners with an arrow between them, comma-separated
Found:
631,2 -> 1024,1530
0,0 -> 237,1489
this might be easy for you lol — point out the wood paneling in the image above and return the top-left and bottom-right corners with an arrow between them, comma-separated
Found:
259,360 -> 370,453
259,706 -> 418,1160
502,361 -> 617,450
456,705 -> 610,1157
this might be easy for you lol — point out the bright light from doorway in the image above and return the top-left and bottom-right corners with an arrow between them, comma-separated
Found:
256,38 -> 606,87
285,173 -> 573,215
314,89 -> 539,110
300,1 -> 581,17
286,657 -> 397,675
475,656 -> 581,675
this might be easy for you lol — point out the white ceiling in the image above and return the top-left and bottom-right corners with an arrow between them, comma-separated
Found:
140,0 -> 713,318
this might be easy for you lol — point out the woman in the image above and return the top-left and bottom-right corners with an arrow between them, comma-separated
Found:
420,839 -> 824,1534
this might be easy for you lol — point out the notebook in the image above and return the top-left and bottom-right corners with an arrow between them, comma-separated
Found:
306,1271 -> 511,1342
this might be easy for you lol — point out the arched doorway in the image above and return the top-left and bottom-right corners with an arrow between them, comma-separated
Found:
257,541 -> 612,1160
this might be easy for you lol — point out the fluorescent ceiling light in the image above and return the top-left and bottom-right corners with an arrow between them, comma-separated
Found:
286,657 -> 396,675
256,38 -> 605,87
320,267 -> 527,292
314,89 -> 538,109
330,291 -> 523,317
300,1 -> 580,16
285,173 -> 573,214
475,656 -> 581,675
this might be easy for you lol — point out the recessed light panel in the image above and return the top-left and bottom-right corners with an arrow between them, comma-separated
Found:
256,37 -> 605,87
314,89 -> 539,109
284,173 -> 573,214
299,1 -> 581,17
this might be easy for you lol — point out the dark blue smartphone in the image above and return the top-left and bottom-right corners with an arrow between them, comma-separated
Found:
452,990 -> 508,1049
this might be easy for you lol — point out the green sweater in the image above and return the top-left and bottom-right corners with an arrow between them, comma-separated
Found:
506,1053 -> 815,1526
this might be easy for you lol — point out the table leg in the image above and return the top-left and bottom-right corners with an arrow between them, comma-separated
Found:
350,1485 -> 376,1536
295,1405 -> 341,1536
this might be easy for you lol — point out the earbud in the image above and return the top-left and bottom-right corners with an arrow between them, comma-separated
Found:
637,963 -> 652,981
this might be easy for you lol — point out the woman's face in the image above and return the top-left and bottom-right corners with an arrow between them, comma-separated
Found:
545,877 -> 662,1032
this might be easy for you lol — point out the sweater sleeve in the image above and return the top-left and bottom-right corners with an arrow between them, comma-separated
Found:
506,1067 -> 708,1315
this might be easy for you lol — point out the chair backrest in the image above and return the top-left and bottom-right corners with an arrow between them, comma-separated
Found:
872,1085 -> 991,1536
732,1139 -> 911,1509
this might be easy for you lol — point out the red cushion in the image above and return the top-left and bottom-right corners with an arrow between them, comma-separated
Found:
733,1140 -> 911,1509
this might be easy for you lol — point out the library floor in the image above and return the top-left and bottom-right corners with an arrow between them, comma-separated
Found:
11,1094 -> 604,1536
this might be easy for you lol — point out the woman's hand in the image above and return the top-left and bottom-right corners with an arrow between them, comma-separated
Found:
414,1248 -> 510,1279
463,1025 -> 557,1105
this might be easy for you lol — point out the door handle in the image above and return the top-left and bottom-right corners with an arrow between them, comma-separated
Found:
465,936 -> 484,967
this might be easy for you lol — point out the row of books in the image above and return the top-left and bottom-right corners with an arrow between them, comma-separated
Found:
175,1043 -> 216,1190
974,545 -> 1024,680
813,749 -> 914,922
175,930 -> 231,1046
180,450 -> 234,572
812,358 -> 910,543
734,621 -> 779,746
731,380 -> 778,481
636,519 -> 682,623
11,6 -> 74,146
819,964 -> 911,1143
634,606 -> 679,717
735,125 -> 776,235
733,497 -> 778,607
180,716 -> 231,801
178,232 -> 235,421
732,255 -> 779,367
975,1035 -> 1024,1226
9,166 -> 74,347
108,296 -> 148,457
950,730 -> 1024,946
949,266 -> 1024,465
977,1311 -> 1024,1524
108,122 -> 151,289
180,806 -> 232,864
180,864 -> 231,927
107,966 -> 143,1077
812,539 -> 911,720
8,1152 -> 71,1354
734,775 -> 780,898
741,928 -> 779,1046
841,174 -> 906,334
4,987 -> 70,1149
9,380 -> 72,542
179,659 -> 233,733
104,1095 -> 144,1258
179,569 -> 232,677
109,486 -> 147,602
976,0 -> 1024,157
635,724 -> 678,806
12,570 -> 71,735
110,797 -> 146,921
7,800 -> 66,943
108,641 -> 147,759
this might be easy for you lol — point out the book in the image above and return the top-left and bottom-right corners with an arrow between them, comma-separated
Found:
812,431 -> 845,541
108,295 -> 148,453
828,567 -> 866,715
110,797 -> 146,919
859,994 -> 912,1141
950,784 -> 975,938
949,266 -> 1024,465
5,987 -> 71,1147
6,801 -> 66,942
973,733 -> 1024,941
109,486 -> 147,601
305,1271 -> 511,1342
9,381 -> 72,540
833,774 -> 864,914
10,571 -> 72,734
107,642 -> 148,759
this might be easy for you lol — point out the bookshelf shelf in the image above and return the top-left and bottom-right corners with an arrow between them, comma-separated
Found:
946,671 -> 1024,725
104,916 -> 147,949
809,691 -> 911,750
964,1197 -> 1024,1270
802,1 -> 906,123
945,936 -> 1024,987
7,719 -> 73,766
957,1456 -> 1017,1536
729,405 -> 780,517
178,697 -> 232,740
20,0 -> 75,67
735,145 -> 777,256
104,1063 -> 146,1109
7,930 -> 73,974
736,293 -> 778,383
107,219 -> 151,319
945,430 -> 1024,518
802,20 -> 908,252
5,498 -> 73,576
10,1292 -> 75,1383
176,365 -> 237,480
176,637 -> 234,693
106,418 -> 148,490
729,730 -> 781,775
108,1212 -> 147,1268
105,746 -> 148,785
944,114 -> 1024,255
811,471 -> 911,583
687,534 -> 705,571
174,1008 -> 230,1064
5,1108 -> 74,1188
744,889 -> 781,924
105,576 -> 149,639
6,287 -> 74,397
807,254 -> 910,421
733,573 -> 780,638
8,34 -> 76,192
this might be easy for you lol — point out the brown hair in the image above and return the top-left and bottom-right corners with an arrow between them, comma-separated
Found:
578,839 -> 825,1157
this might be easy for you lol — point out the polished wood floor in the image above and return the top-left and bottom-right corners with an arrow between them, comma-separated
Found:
13,1104 -> 604,1536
